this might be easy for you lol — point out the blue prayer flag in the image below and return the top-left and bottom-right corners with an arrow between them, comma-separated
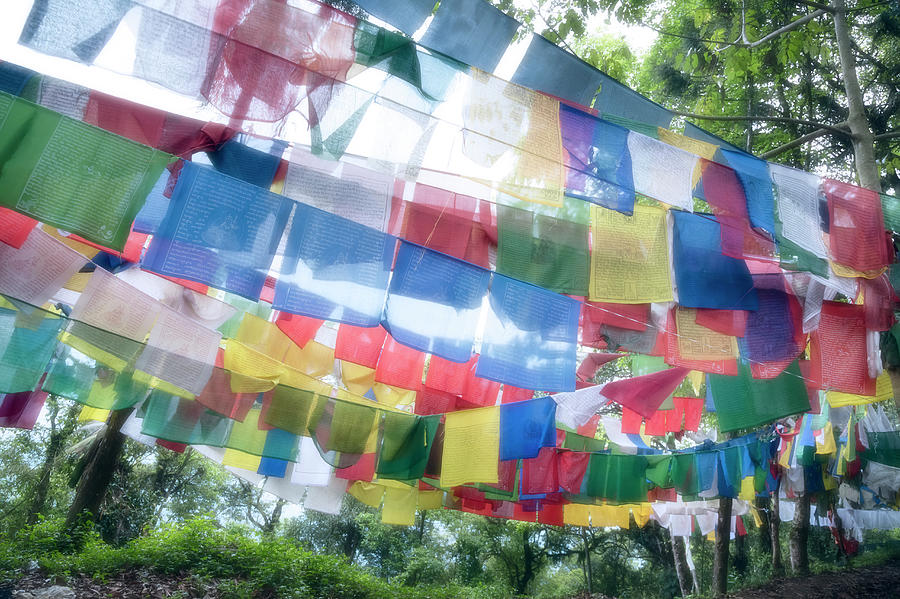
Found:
207,137 -> 286,189
499,396 -> 557,460
721,149 -> 776,237
383,241 -> 489,363
419,0 -> 519,73
672,211 -> 758,310
476,274 -> 580,392
274,202 -> 394,326
143,162 -> 291,300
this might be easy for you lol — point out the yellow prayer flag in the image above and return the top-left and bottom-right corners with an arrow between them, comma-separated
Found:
657,128 -> 718,161
224,340 -> 283,387
236,313 -> 292,360
417,490 -> 445,511
381,486 -> 419,526
63,272 -> 92,293
739,476 -> 756,501
440,406 -> 500,487
675,308 -> 739,361
78,405 -> 110,423
222,448 -> 262,471
341,361 -> 376,396
284,340 -> 335,378
816,422 -> 837,456
373,382 -> 417,407
589,205 -> 673,303
630,503 -> 653,528
830,261 -> 887,280
688,370 -> 705,395
348,481 -> 385,508
827,372 -> 893,407
563,503 -> 592,527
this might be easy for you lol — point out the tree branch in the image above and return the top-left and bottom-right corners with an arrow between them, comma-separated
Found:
875,131 -> 900,142
673,111 -> 851,136
747,9 -> 828,48
759,124 -> 849,158
795,0 -> 834,11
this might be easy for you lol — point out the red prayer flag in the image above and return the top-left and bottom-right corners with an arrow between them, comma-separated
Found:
576,352 -> 623,382
695,308 -> 748,337
374,336 -> 425,390
558,451 -> 589,494
825,179 -> 891,273
275,312 -> 323,349
334,324 -> 387,368
0,208 -> 38,248
602,366 -> 690,419
426,355 -> 477,395
810,302 -> 876,395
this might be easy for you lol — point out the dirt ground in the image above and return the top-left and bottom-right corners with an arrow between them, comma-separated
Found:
726,560 -> 900,599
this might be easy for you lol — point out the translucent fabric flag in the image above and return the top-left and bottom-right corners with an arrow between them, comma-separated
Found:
0,93 -> 173,251
440,406 -> 500,487
419,0 -> 519,73
496,206 -> 590,295
576,353 -> 623,382
376,411 -> 440,481
595,76 -> 674,130
671,211 -> 758,310
521,446 -> 559,495
510,34 -> 605,110
275,202 -> 394,325
207,138 -> 285,189
810,302 -> 876,396
740,289 -> 804,379
684,122 -> 745,154
144,161 -> 291,300
135,306 -> 221,395
274,312 -> 323,350
582,302 -> 650,340
769,163 -> 829,269
0,61 -> 34,96
381,485 -> 418,525
19,0 -> 132,64
477,274 -> 580,392
140,391 -> 232,447
0,208 -> 38,248
552,385 -> 609,430
415,386 -> 458,415
499,397 -> 557,460
585,453 -> 648,503
558,104 -> 635,213
590,205 -> 673,303
708,361 -> 810,432
720,149 -> 776,237
335,324 -> 387,368
824,179 -> 890,274
700,159 -> 775,261
70,268 -> 161,344
667,308 -> 739,375
399,183 -> 495,269
425,355 -> 477,395
0,229 -> 87,306
0,302 -> 63,394
383,241 -> 489,362
193,369 -> 257,422
627,132 -> 698,211
374,336 -> 426,391
42,324 -> 148,411
602,366 -> 690,419
0,388 -> 47,429
283,148 -> 395,232
351,0 -> 435,36
882,192 -> 900,234
460,368 -> 503,409
695,308 -> 748,337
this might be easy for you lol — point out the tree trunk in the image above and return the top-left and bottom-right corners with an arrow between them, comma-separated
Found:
832,0 -> 882,193
789,492 -> 811,576
755,496 -> 771,554
771,488 -> 785,576
26,398 -> 77,526
712,496 -> 733,596
582,528 -> 593,595
670,532 -> 691,598
64,408 -> 132,533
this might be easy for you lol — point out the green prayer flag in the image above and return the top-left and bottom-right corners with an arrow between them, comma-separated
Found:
0,93 -> 172,251
140,391 -> 231,447
671,453 -> 701,495
264,386 -> 321,436
376,412 -> 440,480
496,206 -> 590,295
881,193 -> 900,234
0,303 -> 65,393
708,360 -> 810,432
585,453 -> 648,503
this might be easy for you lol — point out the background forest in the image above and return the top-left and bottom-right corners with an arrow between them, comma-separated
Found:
3,0 -> 900,597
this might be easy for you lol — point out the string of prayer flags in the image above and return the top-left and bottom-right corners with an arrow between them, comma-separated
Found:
585,453 -> 649,503
558,104 -> 635,213
476,274 -> 580,392
769,163 -> 830,273
708,360 -> 810,432
144,161 -> 291,300
665,309 -> 739,375
589,205 -> 673,304
510,34 -> 605,110
810,302 -> 876,395
383,241 -> 489,362
274,202 -> 394,325
602,366 -> 690,419
719,149 -> 776,238
824,179 -> 891,274
0,93 -> 173,252
440,406 -> 500,487
671,211 -> 758,310
740,289 -> 805,379
499,396 -> 556,460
